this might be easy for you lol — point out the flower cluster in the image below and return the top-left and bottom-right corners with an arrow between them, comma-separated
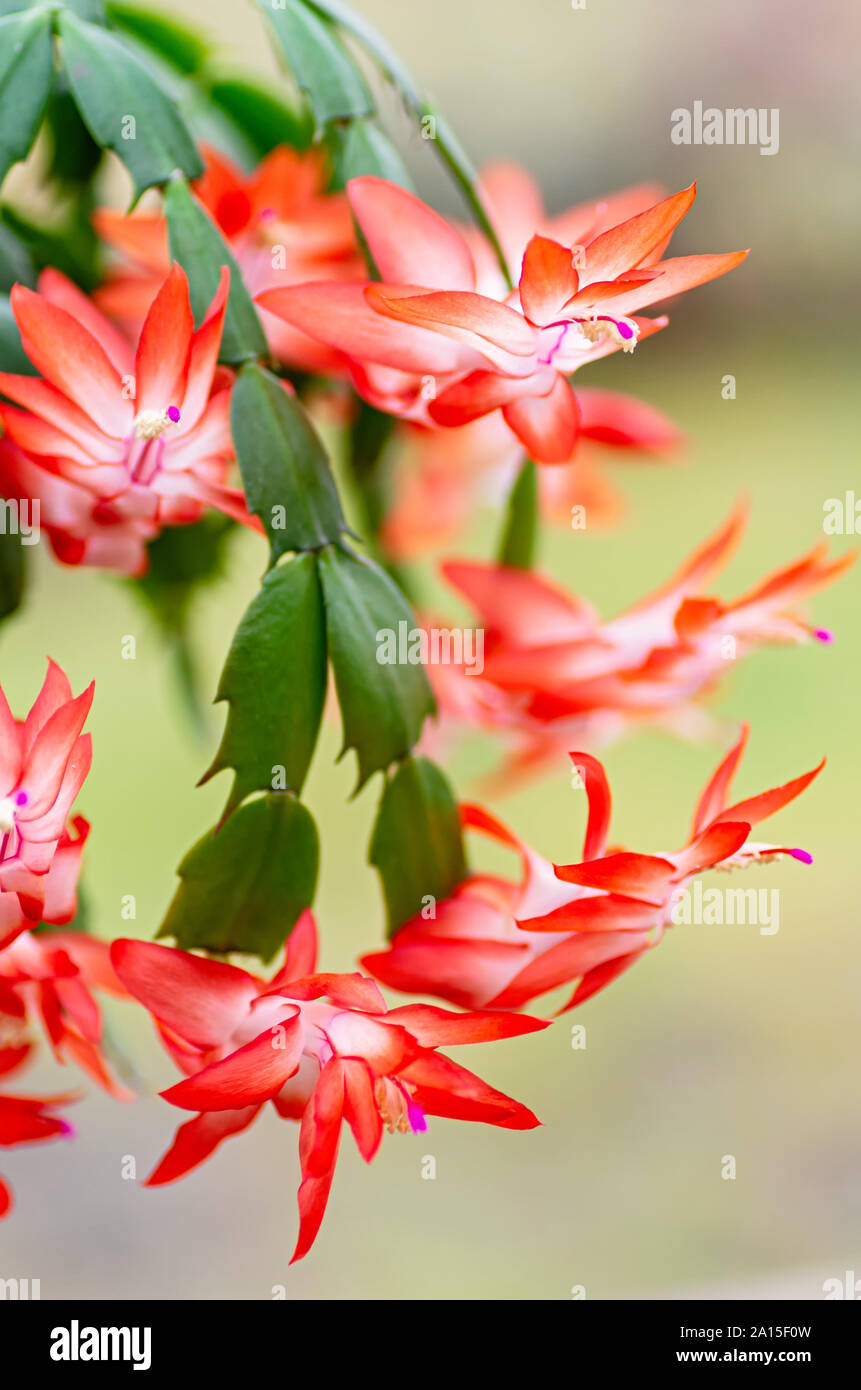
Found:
0,96 -> 849,1266
0,667 -> 127,1214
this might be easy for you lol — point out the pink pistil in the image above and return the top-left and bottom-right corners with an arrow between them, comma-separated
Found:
789,848 -> 814,865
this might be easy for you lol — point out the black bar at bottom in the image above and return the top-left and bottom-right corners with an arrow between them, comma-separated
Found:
1,1297 -> 858,1374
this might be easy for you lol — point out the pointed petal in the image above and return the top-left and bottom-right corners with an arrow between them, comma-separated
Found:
403,1051 -> 540,1129
384,1003 -> 549,1046
146,1106 -> 262,1186
177,267 -> 230,427
623,504 -> 748,621
20,683 -> 93,818
554,851 -> 676,902
268,909 -> 318,987
519,235 -> 579,326
488,929 -> 652,1010
519,893 -> 658,934
23,735 -> 91,844
161,1018 -> 303,1111
38,268 -> 134,377
711,760 -> 825,832
502,375 -> 580,461
441,558 -> 595,643
581,185 -> 697,283
691,724 -> 750,835
430,367 -> 552,428
348,176 -> 476,290
570,751 -> 613,859
366,285 -> 537,374
270,973 -> 386,1013
10,285 -> 131,437
21,660 -> 73,757
342,1057 -> 382,1162
109,939 -> 260,1049
556,943 -> 651,1012
134,264 -> 194,415
0,374 -> 122,462
576,386 -> 684,454
257,282 -> 465,374
291,1057 -> 345,1262
602,250 -> 750,317
671,821 -> 751,876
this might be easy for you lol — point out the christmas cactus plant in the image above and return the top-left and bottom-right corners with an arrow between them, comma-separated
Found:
0,0 -> 851,1266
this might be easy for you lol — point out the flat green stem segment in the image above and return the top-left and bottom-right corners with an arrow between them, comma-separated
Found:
230,363 -> 346,562
370,755 -> 467,936
317,543 -> 435,791
58,11 -> 203,198
158,792 -> 319,962
202,554 -> 327,817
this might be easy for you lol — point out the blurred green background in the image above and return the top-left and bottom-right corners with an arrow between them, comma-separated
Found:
1,0 -> 859,1300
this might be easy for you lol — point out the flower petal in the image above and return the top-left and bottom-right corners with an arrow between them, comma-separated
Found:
403,1051 -> 540,1129
20,683 -> 93,819
430,367 -> 553,428
161,1018 -> 303,1111
711,759 -> 826,832
291,1057 -> 345,1262
10,285 -> 131,437
691,724 -> 750,836
502,375 -> 580,462
581,185 -> 697,284
134,264 -> 194,415
146,1106 -> 262,1186
384,1003 -> 549,1046
348,176 -> 476,290
519,235 -> 580,326
488,929 -> 652,1011
109,939 -> 260,1049
257,282 -> 465,374
366,285 -> 538,374
554,851 -> 676,902
601,251 -> 750,318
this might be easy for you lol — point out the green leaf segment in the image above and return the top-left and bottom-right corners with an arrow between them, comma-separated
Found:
162,348 -> 461,958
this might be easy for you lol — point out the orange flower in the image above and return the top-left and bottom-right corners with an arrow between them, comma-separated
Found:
94,145 -> 361,372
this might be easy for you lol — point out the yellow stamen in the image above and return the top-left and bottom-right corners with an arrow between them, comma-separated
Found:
133,409 -> 175,441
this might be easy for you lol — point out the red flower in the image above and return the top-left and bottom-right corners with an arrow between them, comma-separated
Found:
423,507 -> 853,789
0,662 -> 93,949
0,264 -> 254,575
259,176 -> 746,462
111,912 -> 547,1261
94,144 -> 361,372
0,930 -> 131,1099
0,1037 -> 77,1219
362,729 -> 822,1014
